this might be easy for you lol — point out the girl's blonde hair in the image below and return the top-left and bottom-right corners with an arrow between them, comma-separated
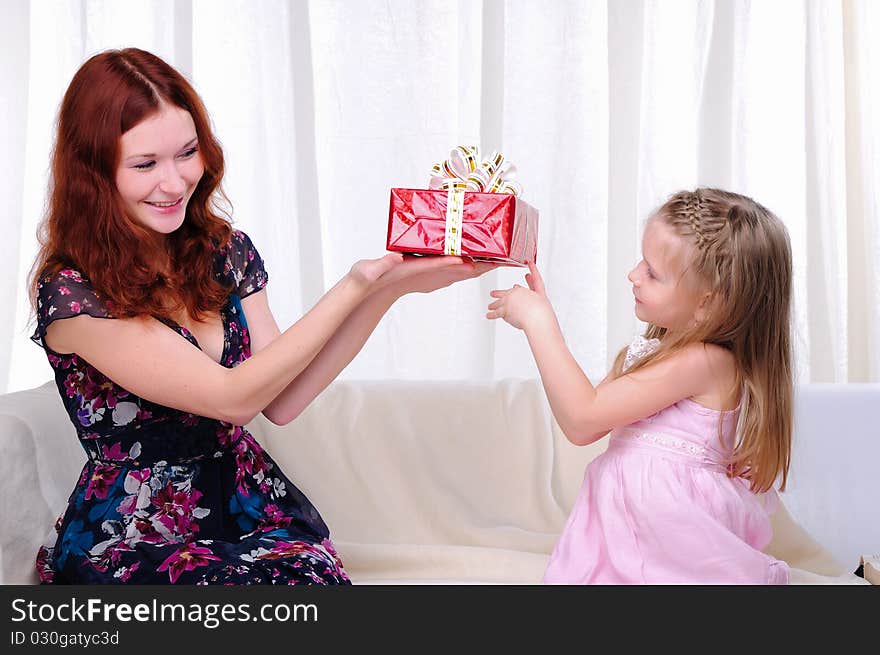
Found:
611,188 -> 793,493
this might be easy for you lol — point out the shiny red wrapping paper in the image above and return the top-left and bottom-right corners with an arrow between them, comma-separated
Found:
386,188 -> 538,266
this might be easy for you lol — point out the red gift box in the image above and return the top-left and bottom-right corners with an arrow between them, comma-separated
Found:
386,188 -> 538,266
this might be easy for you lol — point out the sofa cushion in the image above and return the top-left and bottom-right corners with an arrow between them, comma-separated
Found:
249,379 -> 604,552
0,380 -> 869,585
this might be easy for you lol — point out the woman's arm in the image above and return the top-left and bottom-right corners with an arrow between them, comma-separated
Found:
45,255 -> 402,426
245,256 -> 498,425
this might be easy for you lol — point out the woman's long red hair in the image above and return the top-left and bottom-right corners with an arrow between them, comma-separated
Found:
30,47 -> 233,321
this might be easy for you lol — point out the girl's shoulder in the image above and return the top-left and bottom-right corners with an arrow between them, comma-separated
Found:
634,341 -> 738,404
667,340 -> 735,370
694,341 -> 736,369
682,342 -> 739,411
624,337 -> 734,377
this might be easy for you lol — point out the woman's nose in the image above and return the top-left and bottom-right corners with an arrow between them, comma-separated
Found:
158,163 -> 186,196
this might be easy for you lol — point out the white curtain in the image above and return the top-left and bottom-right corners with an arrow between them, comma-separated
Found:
2,0 -> 878,394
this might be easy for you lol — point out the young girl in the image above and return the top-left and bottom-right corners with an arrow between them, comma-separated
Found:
29,48 -> 495,585
487,188 -> 792,584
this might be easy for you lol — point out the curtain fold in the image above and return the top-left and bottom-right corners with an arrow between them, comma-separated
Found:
805,0 -> 848,382
844,0 -> 880,382
0,0 -> 29,395
3,0 -> 878,393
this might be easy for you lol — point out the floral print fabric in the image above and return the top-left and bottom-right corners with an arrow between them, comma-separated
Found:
31,230 -> 349,585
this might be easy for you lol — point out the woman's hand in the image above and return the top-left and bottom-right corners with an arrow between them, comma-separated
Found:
486,261 -> 555,332
348,253 -> 407,290
368,254 -> 499,297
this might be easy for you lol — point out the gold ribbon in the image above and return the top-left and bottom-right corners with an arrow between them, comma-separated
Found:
444,188 -> 464,256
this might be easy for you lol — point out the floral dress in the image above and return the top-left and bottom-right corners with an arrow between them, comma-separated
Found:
31,230 -> 350,585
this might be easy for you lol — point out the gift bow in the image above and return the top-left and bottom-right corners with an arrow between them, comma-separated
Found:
428,145 -> 523,197
428,146 -> 523,256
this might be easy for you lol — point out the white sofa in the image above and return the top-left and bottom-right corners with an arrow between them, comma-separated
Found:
0,379 -> 875,585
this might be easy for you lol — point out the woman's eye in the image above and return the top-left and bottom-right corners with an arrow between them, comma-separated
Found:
133,161 -> 155,170
179,146 -> 198,158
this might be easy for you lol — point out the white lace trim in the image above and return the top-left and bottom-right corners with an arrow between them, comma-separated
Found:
622,334 -> 661,372
618,428 -> 708,457
612,428 -> 728,471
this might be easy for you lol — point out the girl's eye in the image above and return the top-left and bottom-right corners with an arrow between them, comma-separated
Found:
133,160 -> 155,170
179,146 -> 198,158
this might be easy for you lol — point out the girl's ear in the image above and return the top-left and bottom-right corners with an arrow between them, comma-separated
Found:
693,291 -> 713,324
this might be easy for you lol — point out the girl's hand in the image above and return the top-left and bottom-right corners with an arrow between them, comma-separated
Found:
486,261 -> 554,331
372,254 -> 499,297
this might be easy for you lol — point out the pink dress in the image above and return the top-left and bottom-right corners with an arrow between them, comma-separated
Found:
543,341 -> 790,585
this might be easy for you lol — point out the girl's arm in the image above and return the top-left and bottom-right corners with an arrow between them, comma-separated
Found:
244,257 -> 497,425
488,263 -> 720,445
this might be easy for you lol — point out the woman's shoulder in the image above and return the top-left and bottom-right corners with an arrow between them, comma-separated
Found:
215,228 -> 256,252
33,266 -> 112,349
37,266 -> 90,286
214,228 -> 261,267
36,266 -> 102,302
214,228 -> 268,297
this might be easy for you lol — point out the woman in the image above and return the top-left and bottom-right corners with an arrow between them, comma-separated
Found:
29,47 -> 494,584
